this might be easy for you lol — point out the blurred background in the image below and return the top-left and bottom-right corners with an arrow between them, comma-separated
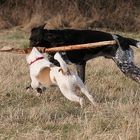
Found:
0,0 -> 140,31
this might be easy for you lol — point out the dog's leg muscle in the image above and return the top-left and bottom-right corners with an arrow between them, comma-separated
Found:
59,86 -> 84,107
76,61 -> 86,83
113,47 -> 140,83
31,76 -> 39,89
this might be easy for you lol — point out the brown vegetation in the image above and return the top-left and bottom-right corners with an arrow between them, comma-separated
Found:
0,1 -> 140,139
0,27 -> 140,140
0,0 -> 140,31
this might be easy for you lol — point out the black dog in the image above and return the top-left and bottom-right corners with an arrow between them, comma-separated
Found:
29,24 -> 140,83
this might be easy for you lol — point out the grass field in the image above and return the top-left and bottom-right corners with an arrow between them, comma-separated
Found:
0,28 -> 140,140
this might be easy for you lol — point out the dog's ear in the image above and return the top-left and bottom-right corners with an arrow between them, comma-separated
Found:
31,23 -> 47,32
39,23 -> 46,29
31,24 -> 46,31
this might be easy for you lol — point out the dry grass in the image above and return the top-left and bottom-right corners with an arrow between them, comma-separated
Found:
0,28 -> 140,140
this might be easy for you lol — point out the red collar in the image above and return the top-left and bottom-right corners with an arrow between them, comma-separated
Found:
29,57 -> 44,65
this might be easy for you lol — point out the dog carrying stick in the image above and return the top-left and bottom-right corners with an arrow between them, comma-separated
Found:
40,40 -> 116,52
0,40 -> 116,54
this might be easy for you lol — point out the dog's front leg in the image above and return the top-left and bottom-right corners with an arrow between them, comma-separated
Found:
31,76 -> 42,96
76,62 -> 86,83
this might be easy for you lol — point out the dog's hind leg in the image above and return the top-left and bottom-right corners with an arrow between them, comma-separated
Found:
76,76 -> 96,106
59,86 -> 84,107
113,47 -> 140,83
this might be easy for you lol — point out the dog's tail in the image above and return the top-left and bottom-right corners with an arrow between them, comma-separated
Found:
54,52 -> 70,74
124,37 -> 140,48
113,34 -> 140,48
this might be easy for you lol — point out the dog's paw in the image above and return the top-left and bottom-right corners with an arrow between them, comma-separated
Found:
92,102 -> 98,108
90,98 -> 97,107
37,88 -> 43,94
26,85 -> 33,93
35,88 -> 44,96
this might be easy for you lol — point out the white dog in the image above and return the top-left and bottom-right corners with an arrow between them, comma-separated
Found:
26,47 -> 96,107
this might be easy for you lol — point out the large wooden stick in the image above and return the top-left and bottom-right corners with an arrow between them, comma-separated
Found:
41,40 -> 116,52
0,40 -> 116,54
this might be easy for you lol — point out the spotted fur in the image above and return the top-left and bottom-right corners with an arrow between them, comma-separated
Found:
113,45 -> 140,83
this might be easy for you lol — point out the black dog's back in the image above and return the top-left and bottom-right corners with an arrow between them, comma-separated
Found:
44,29 -> 113,46
29,25 -> 140,83
30,27 -> 117,63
